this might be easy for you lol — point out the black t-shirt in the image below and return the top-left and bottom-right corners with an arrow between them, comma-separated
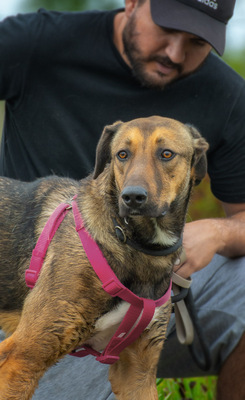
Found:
0,9 -> 245,203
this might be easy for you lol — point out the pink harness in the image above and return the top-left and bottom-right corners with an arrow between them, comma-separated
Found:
25,197 -> 172,365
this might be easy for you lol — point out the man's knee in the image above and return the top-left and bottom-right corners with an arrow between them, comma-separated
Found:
217,331 -> 245,400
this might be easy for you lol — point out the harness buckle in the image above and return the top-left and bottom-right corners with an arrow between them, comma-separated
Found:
25,269 -> 38,289
103,278 -> 124,297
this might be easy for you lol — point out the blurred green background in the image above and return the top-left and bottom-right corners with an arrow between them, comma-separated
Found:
0,0 -> 244,220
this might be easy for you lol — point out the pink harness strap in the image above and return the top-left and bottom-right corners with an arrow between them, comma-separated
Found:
25,197 -> 172,365
25,202 -> 70,288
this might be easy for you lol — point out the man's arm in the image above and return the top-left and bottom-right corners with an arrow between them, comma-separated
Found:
173,202 -> 245,278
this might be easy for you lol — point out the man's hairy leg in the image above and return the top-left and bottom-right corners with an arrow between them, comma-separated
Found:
217,332 -> 245,400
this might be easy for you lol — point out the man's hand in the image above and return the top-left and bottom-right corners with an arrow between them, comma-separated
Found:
173,202 -> 245,279
173,219 -> 221,278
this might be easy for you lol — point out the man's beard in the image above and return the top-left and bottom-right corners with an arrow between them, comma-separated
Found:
122,15 -> 183,90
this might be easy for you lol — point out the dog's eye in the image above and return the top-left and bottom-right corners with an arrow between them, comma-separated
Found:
160,150 -> 175,160
117,151 -> 128,160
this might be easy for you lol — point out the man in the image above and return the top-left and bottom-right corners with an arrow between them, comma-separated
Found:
0,0 -> 245,398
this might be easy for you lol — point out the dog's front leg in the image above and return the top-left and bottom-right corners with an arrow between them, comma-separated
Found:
0,333 -> 48,400
109,333 -> 161,400
0,294 -> 91,399
109,302 -> 171,400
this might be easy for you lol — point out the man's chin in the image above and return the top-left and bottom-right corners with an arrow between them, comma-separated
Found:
132,68 -> 176,90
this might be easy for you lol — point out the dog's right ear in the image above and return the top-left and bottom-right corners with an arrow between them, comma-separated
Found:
93,121 -> 123,179
186,124 -> 209,186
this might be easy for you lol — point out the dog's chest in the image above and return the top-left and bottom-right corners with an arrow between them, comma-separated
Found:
85,301 -> 161,352
85,302 -> 130,351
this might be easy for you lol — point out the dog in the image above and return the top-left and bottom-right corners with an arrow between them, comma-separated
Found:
0,116 -> 208,399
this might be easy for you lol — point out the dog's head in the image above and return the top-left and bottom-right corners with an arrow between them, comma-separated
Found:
93,116 -> 209,218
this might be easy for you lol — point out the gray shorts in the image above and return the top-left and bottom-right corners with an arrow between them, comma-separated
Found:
1,254 -> 244,399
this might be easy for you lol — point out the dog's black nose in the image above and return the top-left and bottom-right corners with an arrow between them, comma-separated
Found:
121,186 -> 148,209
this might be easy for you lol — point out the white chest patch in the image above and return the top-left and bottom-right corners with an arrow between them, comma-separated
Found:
151,219 -> 177,246
86,302 -> 130,352
85,301 -> 162,352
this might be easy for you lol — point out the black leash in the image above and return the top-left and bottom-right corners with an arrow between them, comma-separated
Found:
172,286 -> 212,371
185,288 -> 212,371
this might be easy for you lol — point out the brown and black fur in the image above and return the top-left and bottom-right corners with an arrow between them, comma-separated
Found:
0,116 -> 208,399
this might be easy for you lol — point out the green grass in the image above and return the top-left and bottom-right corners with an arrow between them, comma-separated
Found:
157,377 -> 217,399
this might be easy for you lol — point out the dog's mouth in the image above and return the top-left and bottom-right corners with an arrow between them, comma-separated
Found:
119,206 -> 168,218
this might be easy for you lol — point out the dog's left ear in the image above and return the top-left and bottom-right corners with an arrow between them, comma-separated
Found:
186,124 -> 209,186
93,121 -> 123,179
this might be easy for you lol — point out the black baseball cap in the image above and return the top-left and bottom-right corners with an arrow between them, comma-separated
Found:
150,0 -> 236,55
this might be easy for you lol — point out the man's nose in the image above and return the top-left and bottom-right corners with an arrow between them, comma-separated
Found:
165,35 -> 186,64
